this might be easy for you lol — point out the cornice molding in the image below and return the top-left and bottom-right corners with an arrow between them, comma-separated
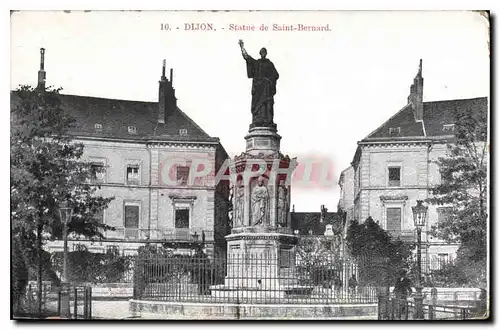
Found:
70,135 -> 219,149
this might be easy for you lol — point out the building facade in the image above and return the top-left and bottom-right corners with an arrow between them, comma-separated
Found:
338,60 -> 488,275
33,51 -> 230,258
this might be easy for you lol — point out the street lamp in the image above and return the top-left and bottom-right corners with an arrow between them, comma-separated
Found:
59,202 -> 73,318
412,200 -> 428,320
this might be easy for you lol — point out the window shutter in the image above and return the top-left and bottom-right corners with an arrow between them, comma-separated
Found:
386,208 -> 401,234
175,209 -> 190,228
125,205 -> 139,228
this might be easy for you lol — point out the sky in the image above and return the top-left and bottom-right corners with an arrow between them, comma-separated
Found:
10,10 -> 490,211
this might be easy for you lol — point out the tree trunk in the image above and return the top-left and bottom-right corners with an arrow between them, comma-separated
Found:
37,220 -> 43,315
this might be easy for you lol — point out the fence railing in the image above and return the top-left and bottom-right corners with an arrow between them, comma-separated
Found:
378,295 -> 486,320
104,228 -> 213,242
58,285 -> 92,319
133,253 -> 379,305
16,284 -> 92,319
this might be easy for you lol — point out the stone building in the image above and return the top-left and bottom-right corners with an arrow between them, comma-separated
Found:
31,50 -> 230,258
338,60 -> 488,274
338,166 -> 355,223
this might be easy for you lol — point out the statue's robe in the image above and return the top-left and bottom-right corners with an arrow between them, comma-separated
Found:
234,186 -> 245,227
251,184 -> 269,226
277,185 -> 289,227
245,56 -> 279,127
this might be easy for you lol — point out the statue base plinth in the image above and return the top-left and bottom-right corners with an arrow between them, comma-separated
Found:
231,226 -> 293,235
213,232 -> 300,291
249,122 -> 277,131
244,126 -> 281,154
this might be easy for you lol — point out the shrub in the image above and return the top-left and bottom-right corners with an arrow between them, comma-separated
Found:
51,245 -> 133,284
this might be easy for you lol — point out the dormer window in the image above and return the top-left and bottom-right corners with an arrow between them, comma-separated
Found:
128,126 -> 137,135
94,123 -> 103,132
442,124 -> 455,132
179,129 -> 188,136
389,127 -> 401,136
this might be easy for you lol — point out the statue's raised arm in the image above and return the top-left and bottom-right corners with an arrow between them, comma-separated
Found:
239,39 -> 250,60
238,40 -> 279,129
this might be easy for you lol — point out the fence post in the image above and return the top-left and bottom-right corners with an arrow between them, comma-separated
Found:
390,298 -> 396,320
73,287 -> 78,319
89,286 -> 92,319
431,287 -> 437,306
43,284 -> 47,313
57,288 -> 61,316
453,292 -> 458,319
428,305 -> 434,320
378,294 -> 389,320
83,287 -> 88,319
478,288 -> 487,317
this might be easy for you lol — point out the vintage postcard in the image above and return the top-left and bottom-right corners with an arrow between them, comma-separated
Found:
10,10 -> 490,320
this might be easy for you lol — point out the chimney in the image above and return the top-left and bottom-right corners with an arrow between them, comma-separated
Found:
158,60 -> 177,124
37,48 -> 46,90
320,205 -> 328,223
407,59 -> 424,121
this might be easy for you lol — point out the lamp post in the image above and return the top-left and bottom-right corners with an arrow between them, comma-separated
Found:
324,225 -> 335,303
59,202 -> 73,318
412,200 -> 428,320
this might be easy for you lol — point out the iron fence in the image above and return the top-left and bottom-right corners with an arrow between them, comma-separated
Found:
16,283 -> 92,319
20,282 -> 55,317
378,297 -> 483,320
57,285 -> 92,319
104,228 -> 214,242
133,253 -> 379,304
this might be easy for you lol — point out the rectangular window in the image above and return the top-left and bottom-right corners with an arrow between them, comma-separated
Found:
176,166 -> 190,185
388,167 -> 401,187
175,209 -> 190,229
386,207 -> 402,235
437,253 -> 449,270
90,163 -> 105,184
124,205 -> 140,228
279,248 -> 293,268
106,245 -> 120,255
126,164 -> 140,185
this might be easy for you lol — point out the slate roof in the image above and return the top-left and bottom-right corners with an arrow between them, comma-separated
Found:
58,94 -> 218,142
365,97 -> 487,140
11,91 -> 219,143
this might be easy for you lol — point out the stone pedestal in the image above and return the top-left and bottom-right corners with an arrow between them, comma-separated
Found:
223,232 -> 298,288
210,125 -> 312,299
244,126 -> 281,154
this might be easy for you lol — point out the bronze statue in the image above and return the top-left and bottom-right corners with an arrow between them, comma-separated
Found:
239,40 -> 279,128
